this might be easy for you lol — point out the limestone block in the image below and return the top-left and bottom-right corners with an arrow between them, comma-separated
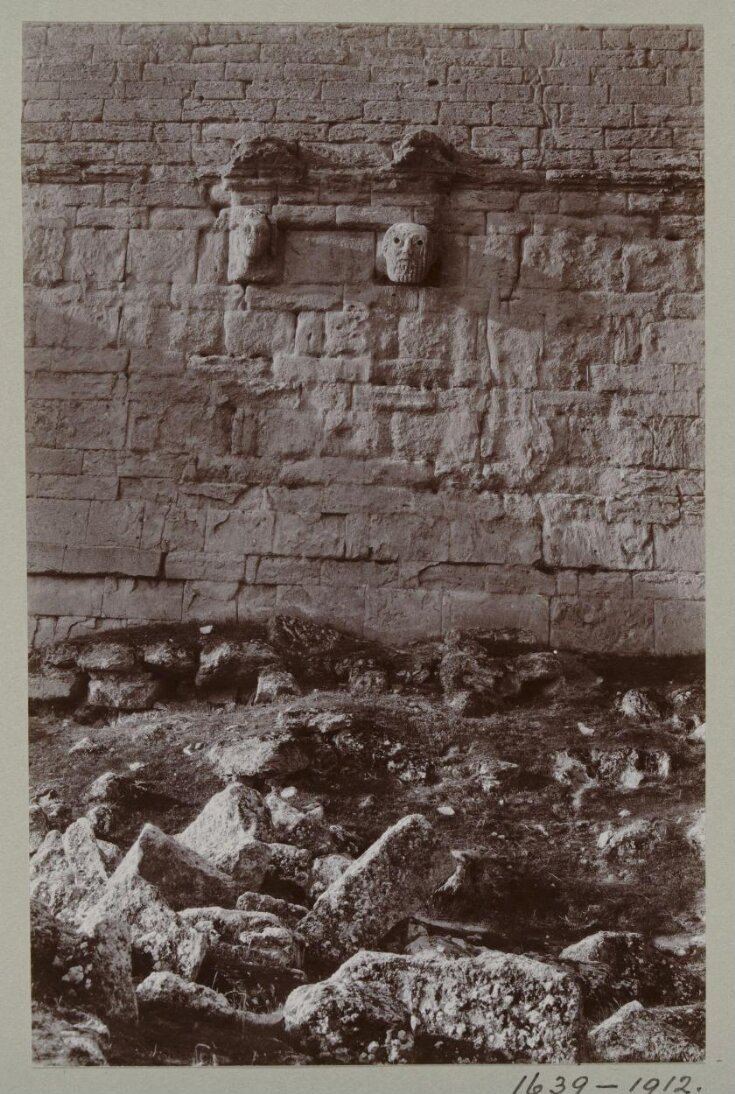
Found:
66,229 -> 127,284
101,578 -> 183,622
256,408 -> 323,458
654,524 -> 703,572
24,225 -> 65,286
398,312 -> 477,360
182,580 -> 239,622
126,229 -> 197,283
28,576 -> 105,618
63,547 -> 162,578
27,498 -> 90,545
283,231 -> 374,284
204,509 -> 275,555
622,239 -> 702,293
442,591 -> 550,642
87,672 -> 161,711
642,320 -> 704,365
56,400 -> 128,450
654,601 -> 705,656
299,814 -> 453,967
224,308 -> 295,356
364,588 -> 442,643
551,597 -> 655,654
450,518 -> 541,566
544,520 -> 653,571
284,949 -> 583,1063
274,585 -> 366,637
521,230 -> 624,292
273,513 -> 345,559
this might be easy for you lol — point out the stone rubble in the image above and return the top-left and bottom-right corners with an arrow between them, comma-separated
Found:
27,621 -> 705,1066
283,949 -> 584,1063
299,813 -> 454,967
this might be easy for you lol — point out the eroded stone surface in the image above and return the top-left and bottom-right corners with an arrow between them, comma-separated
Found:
283,949 -> 583,1063
588,1001 -> 704,1063
176,783 -> 272,884
299,814 -> 454,967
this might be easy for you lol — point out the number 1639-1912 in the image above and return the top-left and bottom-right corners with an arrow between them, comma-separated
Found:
511,1075 -> 701,1094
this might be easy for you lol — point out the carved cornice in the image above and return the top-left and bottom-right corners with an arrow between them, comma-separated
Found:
22,133 -> 703,197
223,136 -> 307,190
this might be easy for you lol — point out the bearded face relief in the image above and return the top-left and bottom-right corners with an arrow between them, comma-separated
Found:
227,207 -> 274,283
381,222 -> 434,284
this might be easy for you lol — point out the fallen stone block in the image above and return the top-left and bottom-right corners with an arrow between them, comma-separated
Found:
76,640 -> 136,672
615,688 -> 663,722
79,823 -> 241,979
136,970 -> 285,1033
176,783 -> 273,884
299,813 -> 454,967
32,1003 -> 110,1066
180,906 -> 284,940
28,671 -> 84,705
87,672 -> 162,711
30,817 -> 116,924
283,949 -> 583,1063
108,822 -> 239,911
588,1000 -> 704,1062
136,971 -> 239,1026
560,930 -> 703,1010
308,853 -> 354,901
237,925 -> 303,969
196,638 -> 280,689
208,733 -> 310,779
254,666 -> 301,704
31,899 -> 137,1025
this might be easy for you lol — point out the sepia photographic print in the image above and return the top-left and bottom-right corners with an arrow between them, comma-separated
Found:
21,17 -> 710,1071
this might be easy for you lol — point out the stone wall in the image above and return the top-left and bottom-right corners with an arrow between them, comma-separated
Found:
23,22 -> 704,654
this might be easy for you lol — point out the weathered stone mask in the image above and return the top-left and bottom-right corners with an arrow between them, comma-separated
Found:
227,207 -> 273,282
381,222 -> 434,284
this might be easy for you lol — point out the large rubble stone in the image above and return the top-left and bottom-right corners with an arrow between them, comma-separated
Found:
30,817 -> 116,924
76,640 -> 136,672
208,733 -> 310,779
101,822 -> 239,911
283,949 -> 583,1063
79,824 -> 240,979
136,971 -> 238,1024
176,783 -> 272,884
31,899 -> 137,1025
588,1001 -> 704,1062
299,814 -> 454,967
136,971 -> 285,1033
179,906 -> 283,939
560,931 -> 702,1009
31,1004 -> 111,1066
254,666 -> 301,704
87,672 -> 162,711
196,638 -> 280,689
28,671 -> 84,705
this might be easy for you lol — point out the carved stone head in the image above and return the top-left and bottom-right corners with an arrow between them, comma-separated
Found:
227,207 -> 273,282
381,222 -> 434,284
